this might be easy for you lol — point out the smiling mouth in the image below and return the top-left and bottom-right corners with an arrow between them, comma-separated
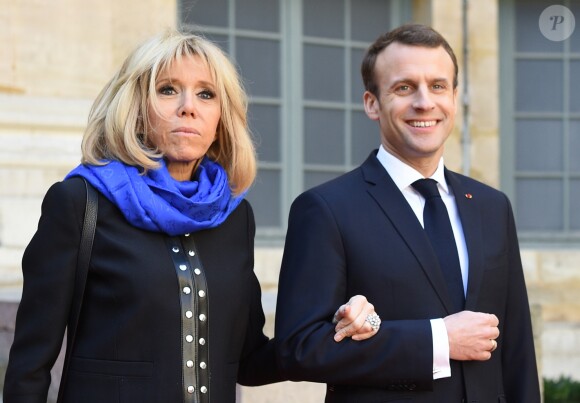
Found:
408,120 -> 437,128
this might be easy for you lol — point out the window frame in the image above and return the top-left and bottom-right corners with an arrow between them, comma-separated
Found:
178,0 -> 412,244
500,0 -> 580,245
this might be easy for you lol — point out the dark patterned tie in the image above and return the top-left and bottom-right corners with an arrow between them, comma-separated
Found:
412,179 -> 465,312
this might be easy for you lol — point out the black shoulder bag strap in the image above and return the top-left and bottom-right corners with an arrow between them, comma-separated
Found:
56,178 -> 98,403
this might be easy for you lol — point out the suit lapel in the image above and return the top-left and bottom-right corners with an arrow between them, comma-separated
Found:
361,155 -> 456,314
445,170 -> 484,310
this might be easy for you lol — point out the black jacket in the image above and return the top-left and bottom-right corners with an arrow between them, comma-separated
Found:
4,177 -> 280,403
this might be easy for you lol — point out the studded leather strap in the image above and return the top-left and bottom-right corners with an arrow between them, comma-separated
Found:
166,234 -> 210,403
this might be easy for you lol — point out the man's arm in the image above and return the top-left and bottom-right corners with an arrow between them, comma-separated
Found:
275,190 -> 434,387
500,196 -> 541,401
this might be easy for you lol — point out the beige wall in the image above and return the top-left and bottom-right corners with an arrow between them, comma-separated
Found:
0,0 -> 176,98
0,0 -> 176,295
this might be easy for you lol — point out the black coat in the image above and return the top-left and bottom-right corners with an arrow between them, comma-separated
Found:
275,152 -> 541,402
4,177 -> 280,403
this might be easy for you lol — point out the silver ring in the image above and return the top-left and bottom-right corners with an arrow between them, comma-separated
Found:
365,313 -> 381,331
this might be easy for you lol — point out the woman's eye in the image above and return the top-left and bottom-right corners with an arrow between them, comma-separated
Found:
158,85 -> 176,95
198,89 -> 215,100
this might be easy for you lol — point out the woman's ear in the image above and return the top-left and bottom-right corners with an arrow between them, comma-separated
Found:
363,91 -> 380,121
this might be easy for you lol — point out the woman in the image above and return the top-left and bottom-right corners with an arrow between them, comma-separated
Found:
4,30 -> 378,403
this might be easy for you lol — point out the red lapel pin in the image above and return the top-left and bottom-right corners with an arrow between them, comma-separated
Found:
465,193 -> 473,199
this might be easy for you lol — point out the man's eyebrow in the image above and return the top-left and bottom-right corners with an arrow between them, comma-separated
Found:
431,77 -> 451,84
389,78 -> 417,87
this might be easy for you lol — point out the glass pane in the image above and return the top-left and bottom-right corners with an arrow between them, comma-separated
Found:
351,111 -> 380,165
237,0 -> 280,32
236,38 -> 280,97
203,34 -> 229,53
246,169 -> 281,227
303,0 -> 344,39
515,60 -> 563,112
571,120 -> 580,172
303,44 -> 345,102
571,61 -> 580,113
571,179 -> 580,230
304,171 -> 342,191
515,119 -> 563,171
351,48 -> 366,103
516,179 -> 563,231
351,0 -> 393,42
515,0 -> 564,53
179,0 -> 228,27
304,108 -> 345,165
571,1 -> 580,52
249,104 -> 280,162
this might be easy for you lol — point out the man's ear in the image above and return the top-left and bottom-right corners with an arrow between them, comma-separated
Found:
363,91 -> 380,121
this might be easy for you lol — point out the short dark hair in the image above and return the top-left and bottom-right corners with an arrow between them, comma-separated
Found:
361,24 -> 459,96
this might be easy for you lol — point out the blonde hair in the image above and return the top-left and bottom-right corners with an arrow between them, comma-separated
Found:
82,29 -> 256,195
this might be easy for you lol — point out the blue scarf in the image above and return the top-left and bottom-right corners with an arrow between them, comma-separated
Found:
66,158 -> 245,236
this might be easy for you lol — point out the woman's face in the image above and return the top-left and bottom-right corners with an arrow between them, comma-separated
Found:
147,54 -> 221,181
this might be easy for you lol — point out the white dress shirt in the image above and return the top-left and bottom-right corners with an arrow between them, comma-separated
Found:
376,145 -> 469,379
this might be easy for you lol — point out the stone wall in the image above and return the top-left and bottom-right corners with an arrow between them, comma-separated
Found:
523,250 -> 580,380
0,0 -> 176,289
0,95 -> 92,296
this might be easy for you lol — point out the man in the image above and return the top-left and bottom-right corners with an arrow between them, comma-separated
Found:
275,24 -> 540,402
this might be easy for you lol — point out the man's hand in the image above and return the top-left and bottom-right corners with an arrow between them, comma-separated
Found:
333,295 -> 380,342
444,310 -> 500,361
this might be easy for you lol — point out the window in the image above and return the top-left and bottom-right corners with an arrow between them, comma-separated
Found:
500,0 -> 580,243
179,0 -> 411,241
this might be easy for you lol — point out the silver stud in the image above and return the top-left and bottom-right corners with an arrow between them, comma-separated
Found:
194,268 -> 201,275
185,233 -> 190,237
199,314 -> 206,321
183,287 -> 191,294
199,338 -> 205,345
186,335 -> 193,343
188,250 -> 195,256
200,362 -> 207,369
187,386 -> 195,393
185,310 -> 193,318
186,360 -> 194,368
172,247 -> 179,253
198,290 -> 206,298
179,264 -> 187,271
200,386 -> 207,393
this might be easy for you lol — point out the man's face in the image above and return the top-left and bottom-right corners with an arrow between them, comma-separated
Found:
364,42 -> 457,171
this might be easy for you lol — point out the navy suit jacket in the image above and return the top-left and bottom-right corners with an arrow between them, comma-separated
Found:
275,151 -> 540,402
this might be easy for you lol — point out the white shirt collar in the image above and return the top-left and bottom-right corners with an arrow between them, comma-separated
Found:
376,145 -> 450,195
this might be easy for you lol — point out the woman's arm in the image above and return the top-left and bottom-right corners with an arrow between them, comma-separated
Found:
3,179 -> 85,403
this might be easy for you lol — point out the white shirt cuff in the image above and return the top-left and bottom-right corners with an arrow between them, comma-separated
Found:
431,318 -> 451,379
